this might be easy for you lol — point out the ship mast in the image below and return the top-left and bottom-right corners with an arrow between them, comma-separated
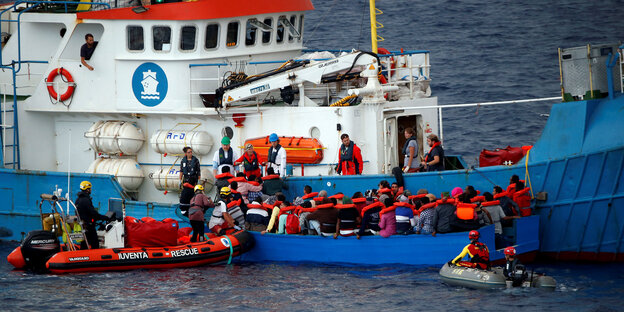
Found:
369,0 -> 383,53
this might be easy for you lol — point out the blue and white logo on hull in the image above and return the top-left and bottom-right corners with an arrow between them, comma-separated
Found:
132,62 -> 168,106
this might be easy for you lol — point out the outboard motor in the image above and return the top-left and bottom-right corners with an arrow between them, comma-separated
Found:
510,264 -> 529,287
20,230 -> 61,272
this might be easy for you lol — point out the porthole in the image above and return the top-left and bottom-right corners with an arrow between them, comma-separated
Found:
309,126 -> 320,139
222,126 -> 234,139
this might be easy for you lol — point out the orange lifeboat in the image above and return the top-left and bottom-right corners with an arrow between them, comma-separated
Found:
244,136 -> 324,164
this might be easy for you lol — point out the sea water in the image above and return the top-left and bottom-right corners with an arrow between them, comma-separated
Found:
2,0 -> 624,311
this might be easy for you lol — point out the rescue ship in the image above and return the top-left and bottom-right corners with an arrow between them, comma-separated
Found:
0,0 -> 622,263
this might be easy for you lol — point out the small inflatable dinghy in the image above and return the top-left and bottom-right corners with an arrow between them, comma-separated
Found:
439,263 -> 556,290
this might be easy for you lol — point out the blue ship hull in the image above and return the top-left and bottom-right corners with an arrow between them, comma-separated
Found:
238,216 -> 539,266
1,95 -> 623,262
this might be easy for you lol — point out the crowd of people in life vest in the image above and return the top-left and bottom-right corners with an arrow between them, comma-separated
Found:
181,155 -> 533,247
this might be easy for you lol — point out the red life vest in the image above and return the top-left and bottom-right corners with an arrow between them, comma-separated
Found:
468,241 -> 490,268
513,187 -> 532,216
302,192 -> 319,200
214,172 -> 234,180
456,203 -> 477,220
262,174 -> 280,181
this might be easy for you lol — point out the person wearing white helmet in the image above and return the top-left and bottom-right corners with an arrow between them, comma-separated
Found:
189,184 -> 214,242
75,181 -> 108,249
212,136 -> 239,176
263,133 -> 287,177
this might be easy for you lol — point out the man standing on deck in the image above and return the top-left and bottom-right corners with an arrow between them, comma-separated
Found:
180,146 -> 201,186
263,133 -> 287,177
213,136 -> 238,176
80,34 -> 98,71
75,181 -> 108,249
336,133 -> 363,175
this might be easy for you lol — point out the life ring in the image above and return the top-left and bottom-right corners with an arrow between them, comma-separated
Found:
46,68 -> 75,101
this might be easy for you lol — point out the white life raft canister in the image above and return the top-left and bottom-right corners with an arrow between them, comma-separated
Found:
150,167 -> 215,193
86,158 -> 145,192
150,130 -> 212,156
85,121 -> 145,156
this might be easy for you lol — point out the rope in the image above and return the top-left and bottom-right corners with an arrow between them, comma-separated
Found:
225,235 -> 233,265
524,148 -> 535,199
330,94 -> 357,107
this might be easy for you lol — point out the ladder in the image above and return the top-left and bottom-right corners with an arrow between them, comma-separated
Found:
0,84 -> 18,168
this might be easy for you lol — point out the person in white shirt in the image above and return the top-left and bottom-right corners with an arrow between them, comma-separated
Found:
212,136 -> 239,176
263,133 -> 287,177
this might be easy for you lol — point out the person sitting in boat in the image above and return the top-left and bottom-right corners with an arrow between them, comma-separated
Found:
262,167 -> 288,196
179,146 -> 201,186
395,195 -> 415,235
493,186 -> 520,227
450,230 -> 490,270
421,134 -> 444,172
482,192 -> 519,249
507,174 -> 521,194
80,33 -> 98,71
336,133 -> 364,175
379,198 -> 397,238
234,143 -> 262,179
208,187 -> 240,235
357,198 -> 383,239
214,166 -> 235,192
226,196 -> 246,231
263,193 -> 287,234
75,181 -> 109,249
234,173 -> 263,204
245,201 -> 270,232
402,127 -> 419,173
293,185 -> 314,206
179,182 -> 195,217
431,192 -> 456,236
263,133 -> 287,177
414,196 -> 435,234
229,181 -> 247,214
189,185 -> 213,242
334,195 -> 360,238
390,182 -> 403,200
306,198 -> 338,237
503,246 -> 528,287
213,136 -> 239,177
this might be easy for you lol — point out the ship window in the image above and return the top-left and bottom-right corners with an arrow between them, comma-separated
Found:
226,21 -> 239,47
153,26 -> 171,52
127,26 -> 144,51
205,24 -> 219,49
262,18 -> 272,44
180,26 -> 196,51
298,15 -> 304,42
276,16 -> 285,43
288,15 -> 296,42
245,19 -> 256,46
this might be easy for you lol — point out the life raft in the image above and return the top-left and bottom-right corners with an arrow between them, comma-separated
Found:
243,136 -> 324,164
46,68 -> 76,101
7,230 -> 254,274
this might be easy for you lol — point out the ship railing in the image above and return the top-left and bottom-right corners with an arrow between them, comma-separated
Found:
0,1 -> 112,14
188,49 -> 431,109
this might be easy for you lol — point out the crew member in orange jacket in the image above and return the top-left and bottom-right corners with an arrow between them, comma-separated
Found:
336,133 -> 363,175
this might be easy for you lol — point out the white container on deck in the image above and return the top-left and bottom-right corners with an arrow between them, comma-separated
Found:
85,121 -> 145,156
86,158 -> 145,192
150,167 -> 215,193
150,130 -> 213,156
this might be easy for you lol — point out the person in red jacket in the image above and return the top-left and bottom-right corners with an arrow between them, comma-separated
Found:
336,133 -> 363,175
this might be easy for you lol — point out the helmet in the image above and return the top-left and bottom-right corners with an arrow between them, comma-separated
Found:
269,133 -> 279,142
504,246 -> 516,256
469,230 -> 479,240
194,185 -> 204,192
80,181 -> 92,190
220,186 -> 232,197
221,136 -> 231,145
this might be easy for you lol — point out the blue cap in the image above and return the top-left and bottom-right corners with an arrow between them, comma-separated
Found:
269,133 -> 278,142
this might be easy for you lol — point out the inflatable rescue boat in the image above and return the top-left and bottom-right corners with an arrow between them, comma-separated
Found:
7,229 -> 254,274
439,263 -> 556,290
6,193 -> 254,274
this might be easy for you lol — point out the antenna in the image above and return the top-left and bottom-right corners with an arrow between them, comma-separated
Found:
66,129 -> 71,216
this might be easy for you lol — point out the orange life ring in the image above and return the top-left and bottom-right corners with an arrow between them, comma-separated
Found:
47,68 -> 75,101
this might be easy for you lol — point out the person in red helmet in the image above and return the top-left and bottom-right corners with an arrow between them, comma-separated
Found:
503,246 -> 528,286
449,230 -> 490,270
